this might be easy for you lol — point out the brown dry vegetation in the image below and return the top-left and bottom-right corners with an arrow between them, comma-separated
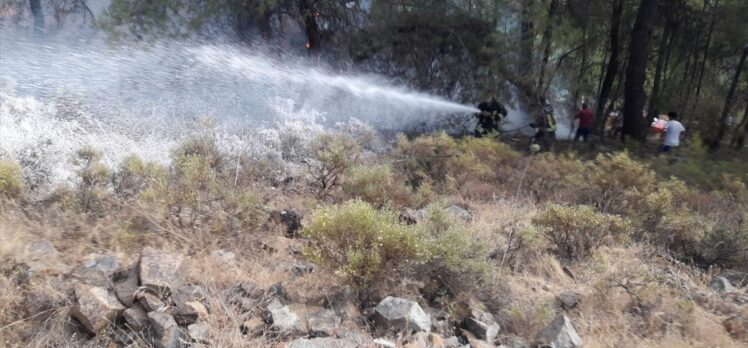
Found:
1,131 -> 747,347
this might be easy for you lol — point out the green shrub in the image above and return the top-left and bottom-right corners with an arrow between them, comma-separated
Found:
417,204 -> 489,275
304,133 -> 360,196
0,160 -> 23,198
303,200 -> 428,285
396,132 -> 520,192
585,152 -> 657,214
343,164 -> 412,208
112,155 -> 169,198
532,204 -> 631,260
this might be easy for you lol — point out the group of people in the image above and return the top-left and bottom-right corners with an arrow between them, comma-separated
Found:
473,93 -> 686,153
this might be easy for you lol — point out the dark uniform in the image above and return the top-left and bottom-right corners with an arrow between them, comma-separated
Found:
531,106 -> 557,151
475,98 -> 508,137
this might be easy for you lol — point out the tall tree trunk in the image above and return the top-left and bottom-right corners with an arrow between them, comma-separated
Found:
29,0 -> 44,35
693,0 -> 718,101
622,0 -> 659,141
520,0 -> 536,77
647,15 -> 676,123
299,0 -> 322,53
595,0 -> 624,137
537,0 -> 559,95
680,0 -> 709,121
711,45 -> 748,150
733,101 -> 748,149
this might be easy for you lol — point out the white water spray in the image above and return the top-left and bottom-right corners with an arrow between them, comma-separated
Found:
0,33 -> 478,190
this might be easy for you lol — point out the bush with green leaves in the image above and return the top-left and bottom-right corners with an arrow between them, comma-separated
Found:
342,163 -> 412,208
112,155 -> 168,198
304,133 -> 360,196
303,200 -> 428,284
303,200 -> 490,287
533,204 -> 631,260
0,160 -> 23,198
396,132 -> 520,192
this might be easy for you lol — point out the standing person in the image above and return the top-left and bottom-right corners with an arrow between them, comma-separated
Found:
574,103 -> 594,142
660,111 -> 686,153
475,92 -> 508,137
530,102 -> 557,151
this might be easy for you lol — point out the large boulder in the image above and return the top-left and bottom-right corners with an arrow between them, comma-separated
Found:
187,322 -> 210,343
122,304 -> 149,331
264,300 -> 307,337
308,309 -> 341,337
72,253 -> 119,287
556,291 -> 582,310
23,239 -> 66,275
173,284 -> 206,307
139,247 -> 188,295
148,312 -> 182,348
137,291 -> 166,312
174,301 -> 209,326
535,314 -> 583,348
709,277 -> 738,294
464,308 -> 500,343
286,337 -> 357,348
720,270 -> 748,287
112,262 -> 140,307
70,283 -> 125,334
373,296 -> 431,333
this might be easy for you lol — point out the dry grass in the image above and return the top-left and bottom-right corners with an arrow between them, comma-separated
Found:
1,133 -> 747,347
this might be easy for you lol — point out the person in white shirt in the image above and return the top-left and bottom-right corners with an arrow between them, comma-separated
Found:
661,111 -> 685,152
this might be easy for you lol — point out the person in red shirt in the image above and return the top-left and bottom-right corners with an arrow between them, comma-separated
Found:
574,103 -> 594,142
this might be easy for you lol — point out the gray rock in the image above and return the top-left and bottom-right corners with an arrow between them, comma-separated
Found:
445,205 -> 473,221
709,276 -> 738,294
148,312 -> 181,348
373,338 -> 397,348
174,301 -> 208,326
443,336 -> 466,348
308,309 -> 341,337
373,296 -> 431,333
535,314 -> 583,348
139,247 -> 188,295
210,249 -> 236,268
286,337 -> 357,348
137,291 -> 167,312
464,308 -> 500,343
265,300 -> 306,336
24,239 -> 66,275
462,329 -> 494,348
112,262 -> 140,307
278,210 -> 303,238
123,304 -> 149,331
556,291 -> 582,310
291,261 -> 315,276
73,253 -> 119,287
720,270 -> 748,287
173,284 -> 206,307
70,283 -> 125,334
187,322 -> 210,343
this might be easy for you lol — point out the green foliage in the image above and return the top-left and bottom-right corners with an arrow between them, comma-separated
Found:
533,204 -> 631,260
585,152 -> 657,214
342,164 -> 412,208
417,204 -> 490,275
0,160 -> 23,198
112,155 -> 169,198
396,132 -> 520,192
303,200 -> 428,285
305,133 -> 360,195
73,146 -> 112,213
303,200 -> 488,286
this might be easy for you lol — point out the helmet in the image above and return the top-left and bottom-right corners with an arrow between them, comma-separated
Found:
529,144 -> 541,153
